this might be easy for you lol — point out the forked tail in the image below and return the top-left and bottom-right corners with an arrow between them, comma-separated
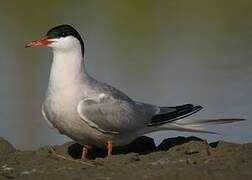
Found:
144,104 -> 245,134
156,118 -> 245,134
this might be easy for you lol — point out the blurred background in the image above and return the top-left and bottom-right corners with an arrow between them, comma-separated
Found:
0,0 -> 251,150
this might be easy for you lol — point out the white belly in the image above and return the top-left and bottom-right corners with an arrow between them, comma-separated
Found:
42,91 -> 114,147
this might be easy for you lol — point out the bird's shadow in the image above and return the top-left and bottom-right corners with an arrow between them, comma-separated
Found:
67,136 -> 217,159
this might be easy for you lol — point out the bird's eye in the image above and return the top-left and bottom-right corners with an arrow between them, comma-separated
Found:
61,32 -> 66,37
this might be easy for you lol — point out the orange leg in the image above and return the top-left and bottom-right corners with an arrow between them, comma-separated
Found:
81,145 -> 89,160
107,141 -> 113,156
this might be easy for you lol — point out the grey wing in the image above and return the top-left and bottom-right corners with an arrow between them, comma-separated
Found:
135,102 -> 203,126
135,101 -> 161,118
135,101 -> 177,118
77,95 -> 143,135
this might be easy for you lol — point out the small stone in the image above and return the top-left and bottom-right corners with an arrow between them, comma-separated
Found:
130,154 -> 140,162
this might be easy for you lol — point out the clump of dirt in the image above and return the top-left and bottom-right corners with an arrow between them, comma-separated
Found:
0,136 -> 251,180
0,138 -> 16,156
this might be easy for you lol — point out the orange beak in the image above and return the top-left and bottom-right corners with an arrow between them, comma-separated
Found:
25,37 -> 54,48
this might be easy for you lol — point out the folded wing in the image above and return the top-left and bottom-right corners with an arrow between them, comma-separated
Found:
77,95 -> 143,135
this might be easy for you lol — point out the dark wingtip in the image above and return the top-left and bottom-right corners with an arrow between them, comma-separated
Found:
195,105 -> 203,110
221,118 -> 246,122
149,104 -> 203,126
231,118 -> 246,122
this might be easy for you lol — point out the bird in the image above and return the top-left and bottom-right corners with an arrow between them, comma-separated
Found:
26,24 -> 244,159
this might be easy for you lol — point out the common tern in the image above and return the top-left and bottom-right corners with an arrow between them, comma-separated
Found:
26,24 -> 244,158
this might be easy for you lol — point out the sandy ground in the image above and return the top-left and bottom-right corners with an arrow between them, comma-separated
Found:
0,136 -> 251,180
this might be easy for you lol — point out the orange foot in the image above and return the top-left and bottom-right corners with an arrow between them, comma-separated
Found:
107,141 -> 113,156
81,145 -> 90,160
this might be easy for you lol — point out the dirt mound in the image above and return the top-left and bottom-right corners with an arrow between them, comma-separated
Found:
0,136 -> 251,180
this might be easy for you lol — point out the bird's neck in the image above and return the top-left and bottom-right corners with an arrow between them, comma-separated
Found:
48,49 -> 88,90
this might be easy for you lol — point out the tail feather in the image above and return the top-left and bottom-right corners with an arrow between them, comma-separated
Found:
177,118 -> 245,125
158,123 -> 221,134
140,102 -> 245,135
145,118 -> 245,135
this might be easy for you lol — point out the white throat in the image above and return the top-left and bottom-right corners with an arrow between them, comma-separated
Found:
48,45 -> 86,90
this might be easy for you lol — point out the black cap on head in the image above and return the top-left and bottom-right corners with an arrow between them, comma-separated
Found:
46,24 -> 84,56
